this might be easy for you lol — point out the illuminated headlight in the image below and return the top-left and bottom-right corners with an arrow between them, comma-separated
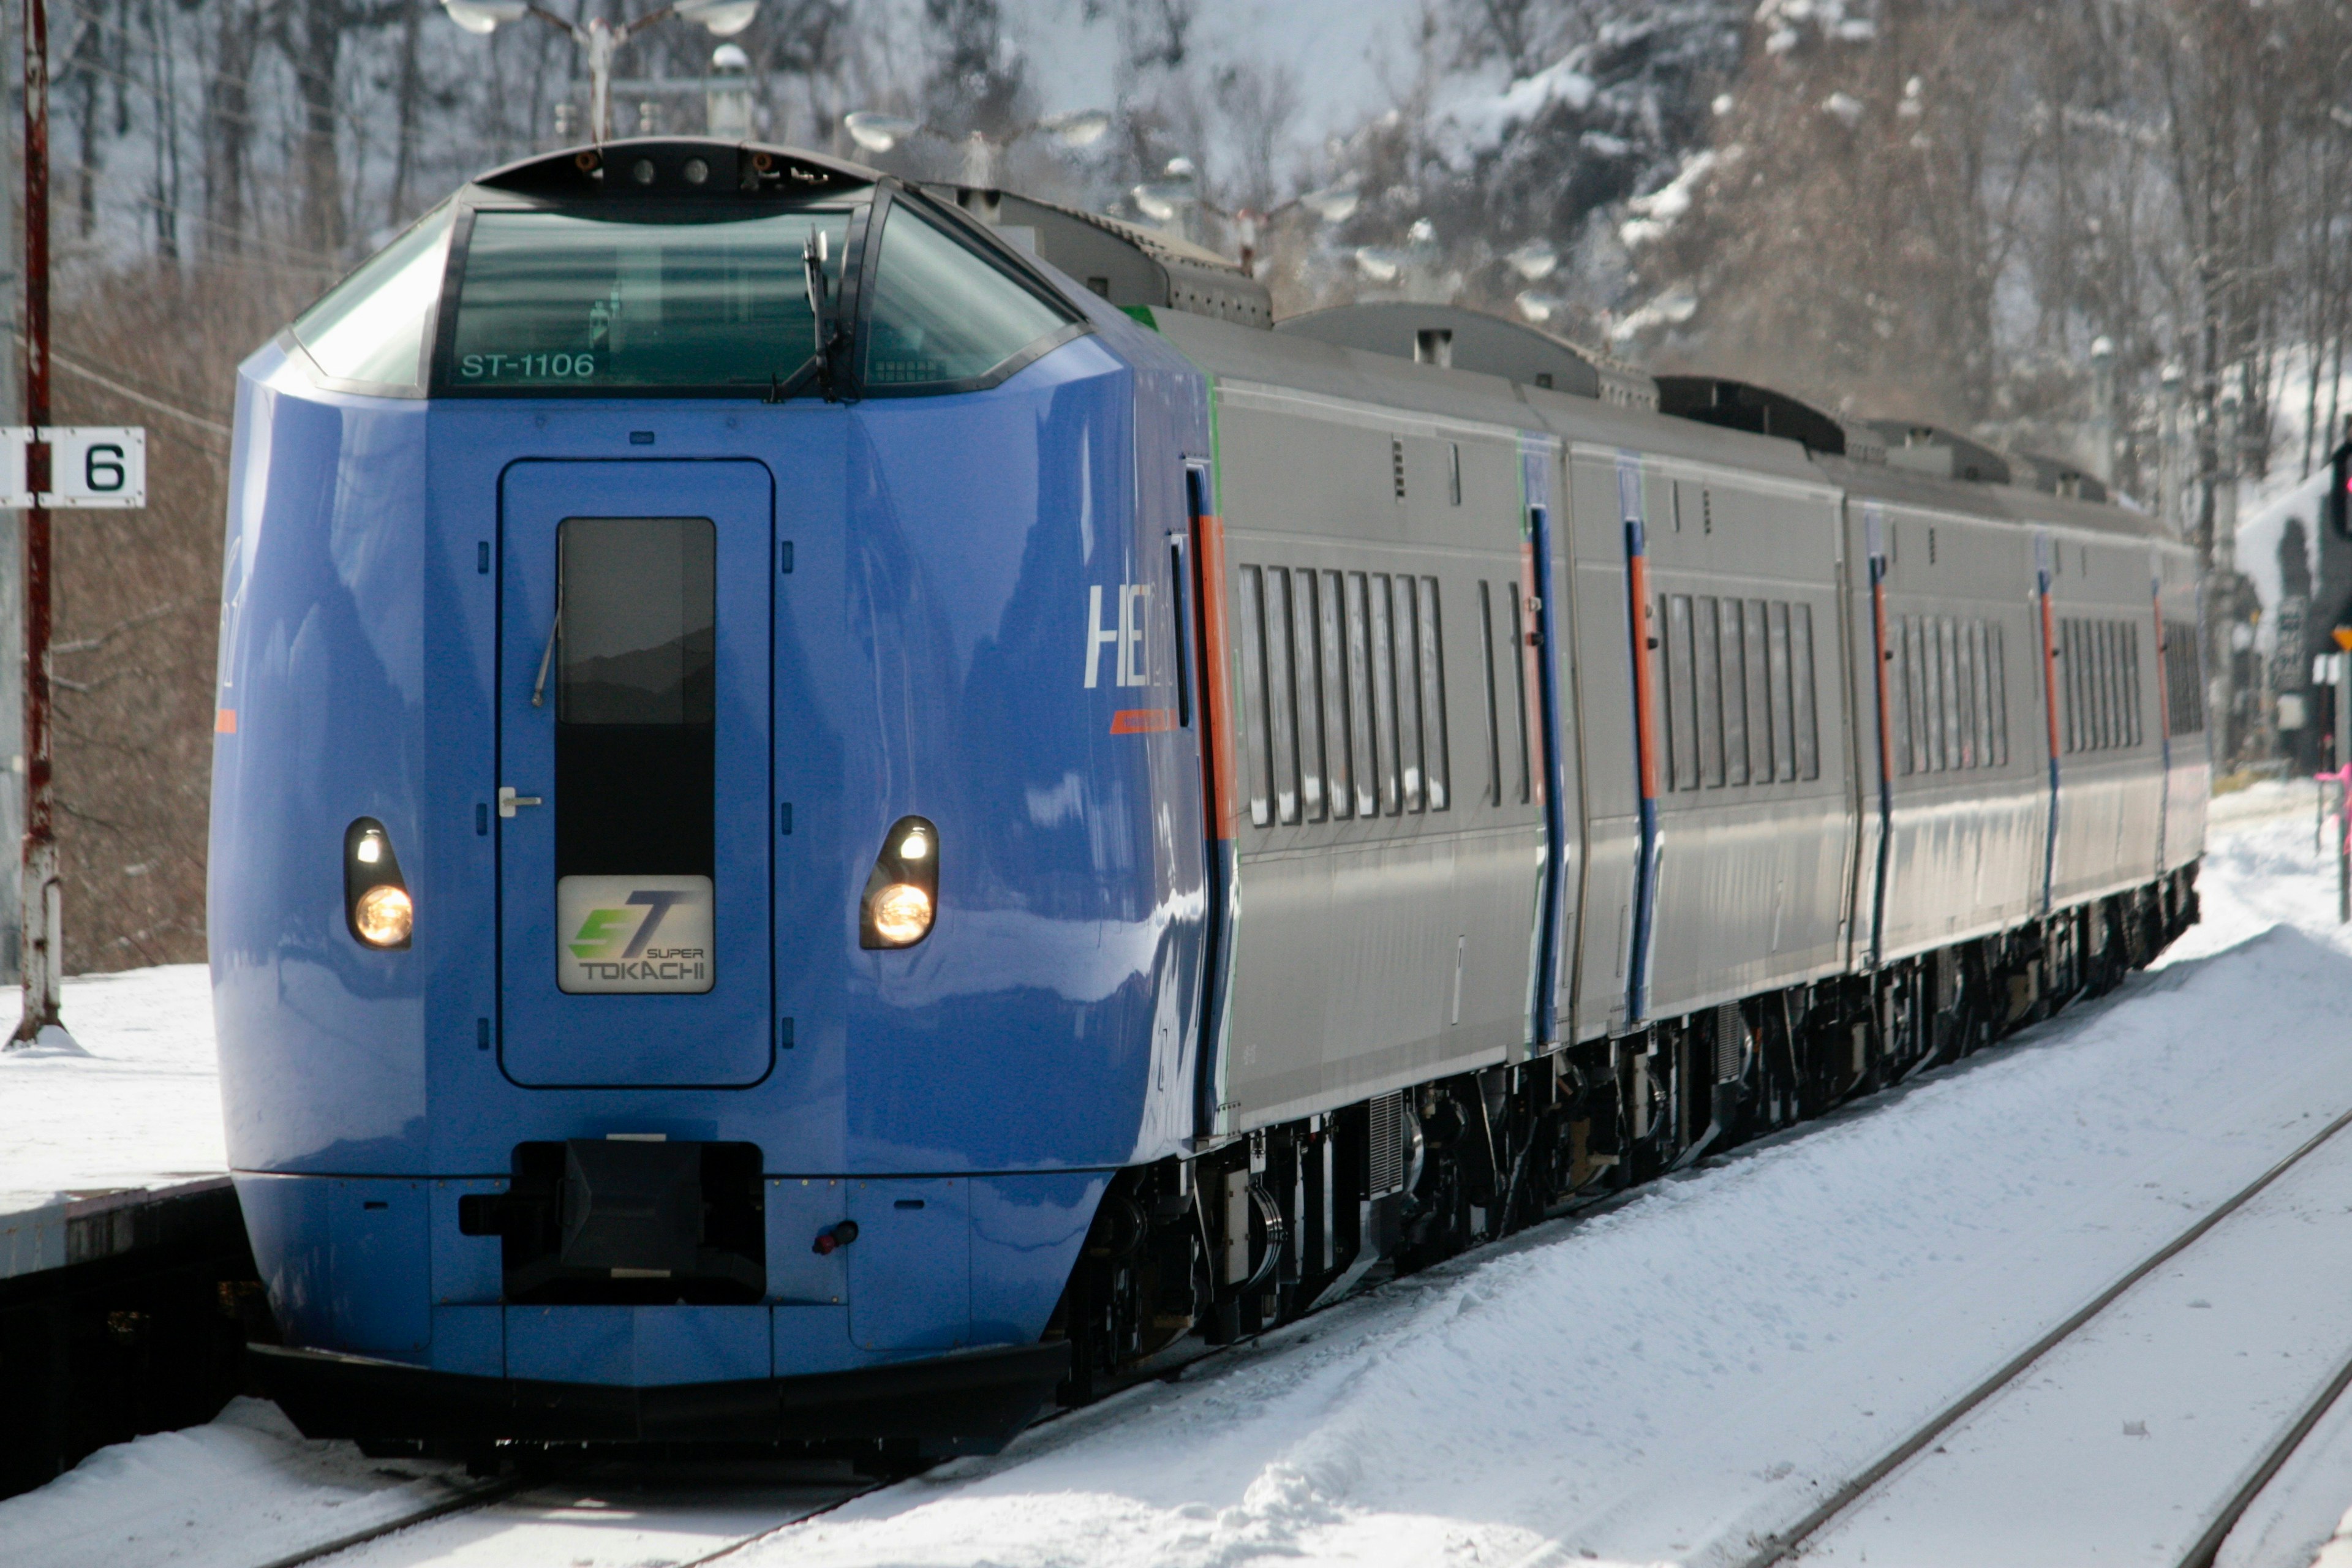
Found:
860,815 -> 938,949
870,883 -> 933,946
344,817 -> 413,950
353,884 -> 415,948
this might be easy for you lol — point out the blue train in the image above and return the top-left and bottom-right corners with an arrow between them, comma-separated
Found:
216,139 -> 2205,1461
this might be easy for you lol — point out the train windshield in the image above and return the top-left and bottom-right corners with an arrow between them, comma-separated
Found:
448,208 -> 850,392
859,200 -> 1075,388
290,203 -> 454,391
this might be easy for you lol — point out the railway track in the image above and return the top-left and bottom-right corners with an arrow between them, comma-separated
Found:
1737,1099 -> 2352,1568
254,1467 -> 880,1567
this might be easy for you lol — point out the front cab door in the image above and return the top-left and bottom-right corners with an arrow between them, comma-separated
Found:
497,459 -> 774,1088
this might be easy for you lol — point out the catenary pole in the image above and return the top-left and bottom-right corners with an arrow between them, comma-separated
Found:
14,0 -> 56,1042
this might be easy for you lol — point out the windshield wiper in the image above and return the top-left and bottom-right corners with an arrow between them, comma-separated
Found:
762,230 -> 848,405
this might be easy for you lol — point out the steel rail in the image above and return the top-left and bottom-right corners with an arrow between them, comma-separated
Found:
1736,1098 -> 2352,1568
2173,1341 -> 2352,1568
250,1474 -> 529,1568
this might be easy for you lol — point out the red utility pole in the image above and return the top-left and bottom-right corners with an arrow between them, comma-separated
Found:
16,0 -> 59,1042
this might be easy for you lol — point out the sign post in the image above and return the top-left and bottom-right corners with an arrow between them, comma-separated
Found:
16,0 -> 57,1046
10,0 -> 145,1046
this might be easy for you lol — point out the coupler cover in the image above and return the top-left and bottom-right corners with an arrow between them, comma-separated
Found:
459,1139 -> 765,1303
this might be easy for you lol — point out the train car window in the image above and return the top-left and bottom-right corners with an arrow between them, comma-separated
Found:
1694,595 -> 1725,788
2104,622 -> 2122,750
1954,619 -> 1977,769
1891,620 -> 1910,780
2098,620 -> 2115,750
2164,620 -> 2205,734
1419,577 -> 1450,809
1393,576 -> 1427,812
1477,582 -> 1502,808
1321,570 -> 1354,819
1921,614 -> 1946,772
449,208 -> 848,392
860,200 -> 1074,388
2122,622 -> 2140,747
1965,621 -> 1987,766
2102,622 -> 2120,750
1235,566 -> 1273,828
293,203 -> 454,389
1291,569 -> 1327,822
1368,575 -> 1403,815
1792,603 -> 1820,780
2125,622 -> 2141,747
2098,620 -> 2117,752
2116,624 -> 2132,748
2127,623 -> 2143,747
1663,595 -> 1698,792
1719,599 -> 1751,786
1265,568 -> 1302,825
554,517 -> 717,993
1888,613 -> 1913,778
1744,598 -> 1775,783
1915,616 -> 1937,771
2060,619 -> 2077,754
1989,622 -> 2009,765
1938,617 -> 1961,771
1347,574 -> 1381,816
1767,600 -> 1796,783
1508,586 -> 1532,805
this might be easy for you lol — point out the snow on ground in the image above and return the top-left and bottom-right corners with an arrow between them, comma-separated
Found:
0,1398 -> 477,1568
0,962 -> 219,1214
739,808 -> 2352,1568
12,802 -> 2352,1567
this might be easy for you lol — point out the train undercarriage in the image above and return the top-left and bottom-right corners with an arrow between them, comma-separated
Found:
1050,867 -> 2201,1403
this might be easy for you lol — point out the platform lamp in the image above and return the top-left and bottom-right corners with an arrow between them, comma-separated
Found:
440,0 -> 760,145
840,110 -> 1112,190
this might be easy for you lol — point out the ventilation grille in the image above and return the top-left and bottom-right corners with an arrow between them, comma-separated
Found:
1368,1091 -> 1406,1195
1715,1003 -> 1746,1082
1391,437 -> 1406,501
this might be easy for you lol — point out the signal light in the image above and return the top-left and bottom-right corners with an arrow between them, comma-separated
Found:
860,815 -> 938,949
344,818 -> 412,949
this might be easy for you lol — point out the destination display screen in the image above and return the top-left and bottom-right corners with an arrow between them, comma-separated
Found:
448,208 -> 849,391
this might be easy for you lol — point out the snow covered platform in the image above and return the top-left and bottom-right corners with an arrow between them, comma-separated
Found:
0,964 -> 226,1280
0,963 -> 227,1232
0,963 -> 249,1499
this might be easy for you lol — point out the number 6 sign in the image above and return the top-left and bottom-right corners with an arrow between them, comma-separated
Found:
0,426 -> 145,508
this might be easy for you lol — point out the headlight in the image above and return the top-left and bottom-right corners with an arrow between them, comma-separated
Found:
344,817 -> 413,949
353,884 -> 415,947
860,815 -> 938,949
870,883 -> 933,945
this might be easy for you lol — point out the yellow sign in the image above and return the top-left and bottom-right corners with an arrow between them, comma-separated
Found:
2333,627 -> 2352,652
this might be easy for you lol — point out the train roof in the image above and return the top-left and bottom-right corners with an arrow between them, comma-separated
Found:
1154,309 -> 2173,543
428,141 -> 2176,548
1153,308 -> 1823,483
465,138 -> 881,202
1275,303 -> 1656,411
